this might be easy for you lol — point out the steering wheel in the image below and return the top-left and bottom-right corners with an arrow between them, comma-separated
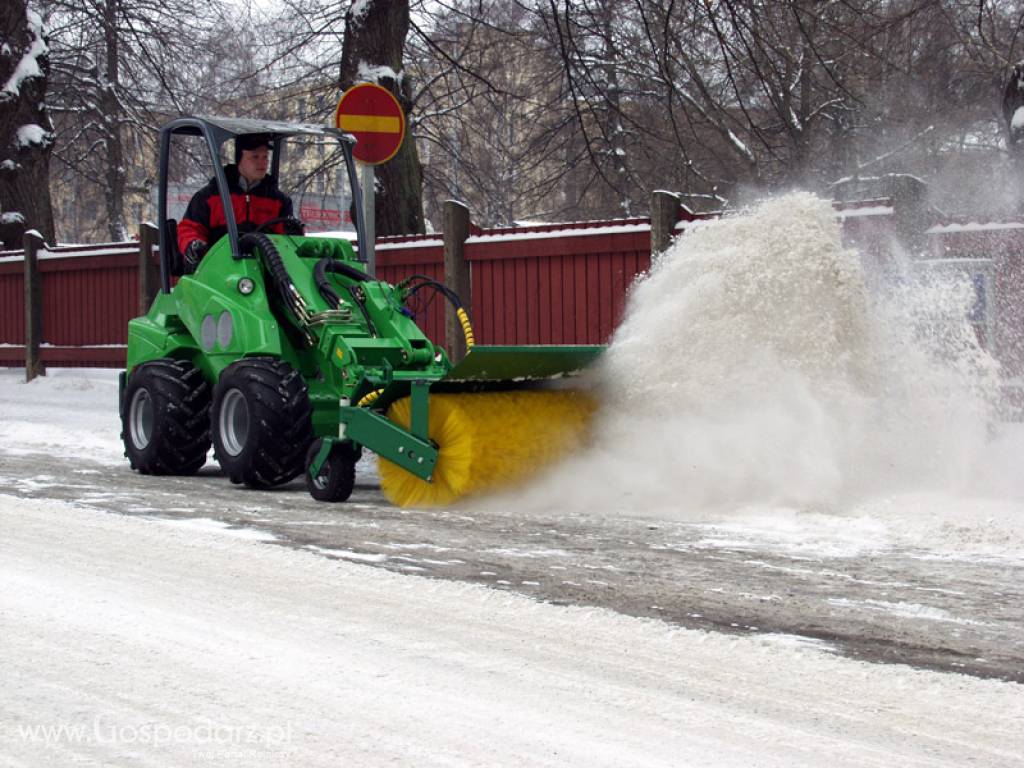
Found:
254,216 -> 305,235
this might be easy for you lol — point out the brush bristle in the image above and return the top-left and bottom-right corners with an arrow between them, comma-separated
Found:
378,390 -> 597,508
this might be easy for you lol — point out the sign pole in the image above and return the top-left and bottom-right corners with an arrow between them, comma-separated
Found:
360,162 -> 376,276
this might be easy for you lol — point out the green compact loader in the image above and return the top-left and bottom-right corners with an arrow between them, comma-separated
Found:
120,116 -> 602,507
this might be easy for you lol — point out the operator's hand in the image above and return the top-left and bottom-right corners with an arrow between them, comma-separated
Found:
183,240 -> 208,273
283,217 -> 305,236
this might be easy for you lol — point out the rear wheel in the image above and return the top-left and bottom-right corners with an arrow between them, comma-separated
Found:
212,357 -> 314,487
121,358 -> 211,475
305,439 -> 358,502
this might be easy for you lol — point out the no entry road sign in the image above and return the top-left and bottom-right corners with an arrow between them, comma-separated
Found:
334,83 -> 406,165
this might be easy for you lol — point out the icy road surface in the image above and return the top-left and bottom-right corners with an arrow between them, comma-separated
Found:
3,443 -> 1023,685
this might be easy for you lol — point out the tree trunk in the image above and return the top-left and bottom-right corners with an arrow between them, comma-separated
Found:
1002,61 -> 1024,202
339,0 -> 424,236
0,0 -> 56,249
602,8 -> 630,216
102,0 -> 127,241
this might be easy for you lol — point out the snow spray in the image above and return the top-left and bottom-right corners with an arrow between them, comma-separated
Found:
507,193 -> 1020,520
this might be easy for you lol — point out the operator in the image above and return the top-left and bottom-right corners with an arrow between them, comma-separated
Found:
177,133 -> 298,272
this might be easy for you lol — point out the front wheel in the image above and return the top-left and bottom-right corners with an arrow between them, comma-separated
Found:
121,358 -> 211,475
211,357 -> 313,488
305,439 -> 358,502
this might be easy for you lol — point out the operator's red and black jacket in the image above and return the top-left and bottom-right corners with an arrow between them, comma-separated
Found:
177,164 -> 293,254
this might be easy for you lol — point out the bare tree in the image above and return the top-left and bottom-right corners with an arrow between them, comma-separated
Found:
33,0 -> 1024,243
408,1 -> 583,226
41,0 -> 231,241
1,0 -> 56,248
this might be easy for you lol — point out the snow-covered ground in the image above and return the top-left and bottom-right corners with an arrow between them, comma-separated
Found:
2,195 -> 1024,765
2,487 -> 1022,767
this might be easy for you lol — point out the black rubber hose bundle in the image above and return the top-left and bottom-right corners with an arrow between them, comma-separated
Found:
313,257 -> 371,309
398,274 -> 465,309
240,232 -> 305,324
312,257 -> 377,334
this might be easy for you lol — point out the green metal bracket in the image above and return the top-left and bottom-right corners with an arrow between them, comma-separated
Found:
410,380 -> 430,441
440,344 -> 606,383
340,406 -> 438,482
308,437 -> 334,478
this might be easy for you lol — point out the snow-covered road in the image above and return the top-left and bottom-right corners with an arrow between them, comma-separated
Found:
4,443 -> 1023,683
3,494 -> 1022,767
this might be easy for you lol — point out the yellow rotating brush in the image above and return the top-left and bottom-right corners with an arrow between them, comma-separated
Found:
378,389 -> 597,507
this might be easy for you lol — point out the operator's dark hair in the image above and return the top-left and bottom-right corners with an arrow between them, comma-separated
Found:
234,133 -> 273,163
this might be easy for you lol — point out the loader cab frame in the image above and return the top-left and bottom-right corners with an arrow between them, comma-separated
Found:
156,116 -> 366,294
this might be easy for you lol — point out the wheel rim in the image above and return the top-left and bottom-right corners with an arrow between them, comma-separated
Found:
128,389 -> 153,450
219,388 -> 249,457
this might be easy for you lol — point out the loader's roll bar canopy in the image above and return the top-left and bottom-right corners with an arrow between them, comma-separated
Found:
157,116 -> 366,293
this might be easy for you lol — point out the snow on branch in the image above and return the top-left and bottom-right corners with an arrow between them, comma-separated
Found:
16,124 -> 53,149
357,61 -> 403,87
1,9 -> 47,103
348,0 -> 371,30
727,129 -> 756,165
850,125 -> 935,175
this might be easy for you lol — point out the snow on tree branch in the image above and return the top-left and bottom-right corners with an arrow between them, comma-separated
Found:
16,123 -> 52,148
357,61 -> 403,87
1,9 -> 47,103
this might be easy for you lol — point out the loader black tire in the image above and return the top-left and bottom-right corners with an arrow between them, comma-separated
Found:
211,357 -> 314,488
305,439 -> 357,502
121,358 -> 211,475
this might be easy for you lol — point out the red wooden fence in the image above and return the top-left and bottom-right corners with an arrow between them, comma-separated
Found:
0,242 -> 141,367
466,221 -> 651,346
375,235 -> 446,345
925,221 -> 1024,380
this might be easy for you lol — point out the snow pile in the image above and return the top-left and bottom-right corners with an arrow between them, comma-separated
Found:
505,193 -> 1024,554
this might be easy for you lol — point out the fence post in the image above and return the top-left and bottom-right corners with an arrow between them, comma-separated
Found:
443,200 -> 472,363
887,175 -> 928,254
23,230 -> 44,381
138,222 -> 160,314
650,190 -> 681,256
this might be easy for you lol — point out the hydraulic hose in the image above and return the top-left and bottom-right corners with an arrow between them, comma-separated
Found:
240,232 -> 312,342
240,232 -> 295,311
313,258 -> 343,309
321,258 -> 372,283
357,388 -> 384,407
457,307 -> 475,349
398,275 -> 476,350
313,257 -> 377,335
